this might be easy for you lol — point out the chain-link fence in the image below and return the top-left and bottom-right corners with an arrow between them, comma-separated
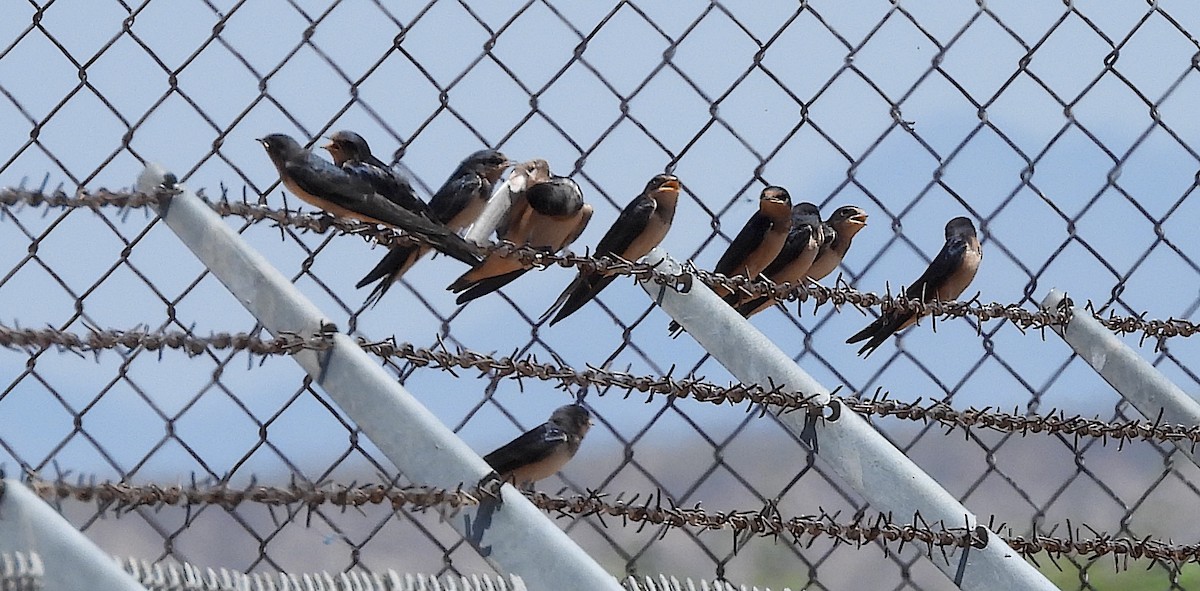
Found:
3,1 -> 1200,589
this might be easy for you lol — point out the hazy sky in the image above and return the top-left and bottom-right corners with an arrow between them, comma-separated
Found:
2,0 -> 1199,585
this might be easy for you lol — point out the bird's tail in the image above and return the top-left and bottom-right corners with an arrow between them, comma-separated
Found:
844,318 -> 880,345
454,268 -> 529,305
544,273 -> 615,327
356,245 -> 425,308
427,230 -> 484,266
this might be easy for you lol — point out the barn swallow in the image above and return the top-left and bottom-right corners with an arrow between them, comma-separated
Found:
483,404 -> 592,487
321,130 -> 433,219
846,216 -> 981,357
495,159 -> 552,240
448,175 -> 592,305
257,134 -> 481,267
543,174 -> 681,326
355,149 -> 511,305
668,186 -> 792,336
733,202 -> 823,318
806,205 -> 869,281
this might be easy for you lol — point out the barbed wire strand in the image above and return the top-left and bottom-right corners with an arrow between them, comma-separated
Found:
2,186 -> 1196,344
2,322 -> 1197,450
16,476 -> 1200,568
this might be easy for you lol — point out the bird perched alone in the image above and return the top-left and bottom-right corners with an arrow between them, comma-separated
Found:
846,216 -> 982,357
483,404 -> 592,487
352,149 -> 512,306
806,205 -> 869,282
448,175 -> 592,305
257,133 -> 480,267
668,186 -> 793,337
543,174 -> 681,326
733,202 -> 824,319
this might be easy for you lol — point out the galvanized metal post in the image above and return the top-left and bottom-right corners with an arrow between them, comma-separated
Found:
1042,289 -> 1200,466
0,480 -> 148,591
639,248 -> 1057,590
464,177 -> 517,246
136,164 -> 621,590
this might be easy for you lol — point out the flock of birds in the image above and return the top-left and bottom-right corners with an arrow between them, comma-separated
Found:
257,131 -> 983,484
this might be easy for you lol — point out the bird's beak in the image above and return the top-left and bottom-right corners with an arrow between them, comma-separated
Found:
660,178 -> 681,192
850,212 -> 869,226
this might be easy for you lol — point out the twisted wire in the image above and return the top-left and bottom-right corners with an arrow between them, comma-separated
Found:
2,322 -> 1197,448
3,186 -> 1195,343
20,476 -> 1200,565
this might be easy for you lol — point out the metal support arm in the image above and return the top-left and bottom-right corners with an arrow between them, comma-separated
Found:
136,164 -> 621,591
639,248 -> 1056,590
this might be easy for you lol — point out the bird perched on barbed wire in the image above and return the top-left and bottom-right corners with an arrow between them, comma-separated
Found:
806,205 -> 869,282
846,216 -> 981,357
668,186 -> 793,337
733,201 -> 824,319
494,159 -> 552,241
449,175 -> 592,305
256,133 -> 481,268
355,149 -> 512,306
483,404 -> 592,488
322,130 -> 433,219
543,173 -> 681,326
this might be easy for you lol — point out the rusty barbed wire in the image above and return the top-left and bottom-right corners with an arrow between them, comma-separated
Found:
19,475 -> 1200,567
4,321 -> 1198,449
3,186 -> 1195,344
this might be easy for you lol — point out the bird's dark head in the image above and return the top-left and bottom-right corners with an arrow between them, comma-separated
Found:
645,174 -> 680,193
549,404 -> 592,437
758,186 -> 793,222
257,134 -> 303,162
322,130 -> 371,166
828,205 -> 869,235
792,202 -> 822,228
945,216 -> 977,239
760,186 -> 792,206
525,176 -> 584,216
463,149 -> 512,182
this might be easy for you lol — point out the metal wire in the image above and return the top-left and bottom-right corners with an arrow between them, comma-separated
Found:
4,1 -> 1200,588
23,476 -> 1200,567
5,187 -> 1197,344
4,321 -> 1200,449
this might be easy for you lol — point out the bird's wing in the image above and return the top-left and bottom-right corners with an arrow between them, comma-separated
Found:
344,161 -> 435,219
545,197 -> 654,325
429,173 -> 485,223
483,424 -> 567,475
283,156 -> 375,207
714,214 -> 770,276
905,236 -> 967,301
762,222 -> 816,279
594,196 -> 655,257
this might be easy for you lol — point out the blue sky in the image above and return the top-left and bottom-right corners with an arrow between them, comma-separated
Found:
2,0 -> 1199,584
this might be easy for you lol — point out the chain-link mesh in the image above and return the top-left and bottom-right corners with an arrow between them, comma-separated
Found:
3,1 -> 1200,589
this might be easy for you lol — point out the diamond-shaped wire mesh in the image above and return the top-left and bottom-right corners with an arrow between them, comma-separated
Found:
2,1 -> 1200,589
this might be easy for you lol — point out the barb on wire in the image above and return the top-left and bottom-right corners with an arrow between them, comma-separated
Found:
22,475 -> 1200,567
3,187 -> 1194,342
3,321 -> 1199,449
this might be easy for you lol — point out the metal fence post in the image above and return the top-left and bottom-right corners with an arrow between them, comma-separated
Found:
135,164 -> 622,590
1042,289 -> 1200,466
0,480 -> 148,591
638,248 -> 1058,590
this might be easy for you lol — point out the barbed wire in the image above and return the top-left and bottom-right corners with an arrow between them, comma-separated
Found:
4,186 -> 1196,343
3,322 -> 1198,449
17,476 -> 1200,567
